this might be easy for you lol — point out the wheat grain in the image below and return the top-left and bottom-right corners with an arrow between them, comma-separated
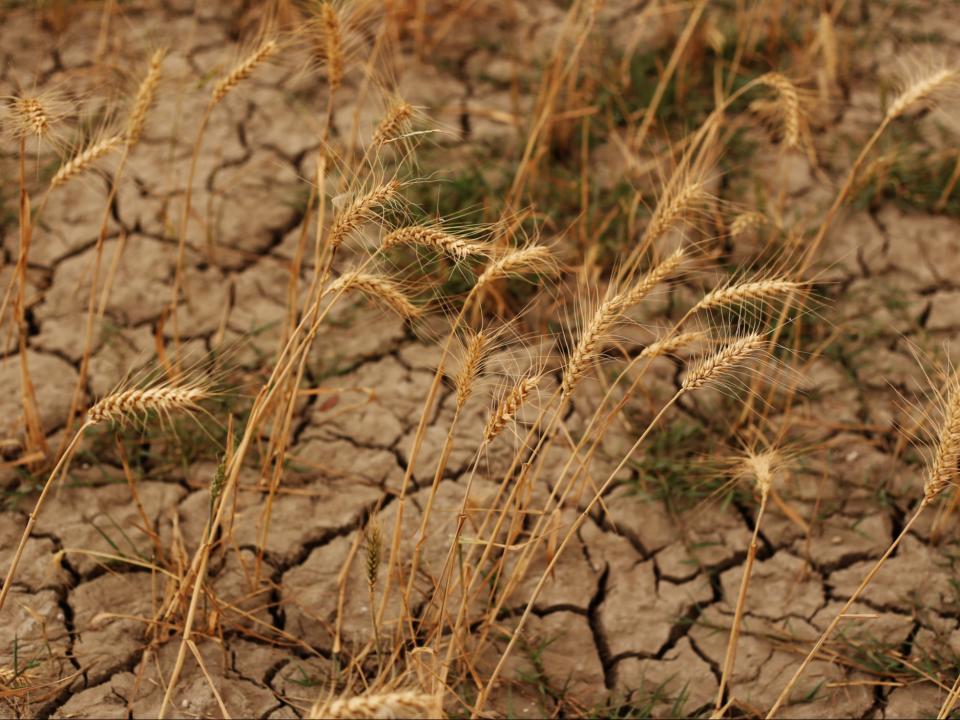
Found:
681,334 -> 765,391
330,180 -> 401,248
696,279 -> 802,313
50,134 -> 122,189
925,379 -> 960,501
382,225 -> 483,260
309,689 -> 441,719
211,40 -> 278,106
887,67 -> 958,120
484,374 -> 541,442
126,48 -> 165,147
329,271 -> 420,319
87,383 -> 208,425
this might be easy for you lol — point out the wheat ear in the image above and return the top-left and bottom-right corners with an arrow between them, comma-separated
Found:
50,134 -> 123,189
696,279 -> 802,313
561,253 -> 687,397
373,99 -> 413,146
562,295 -> 622,398
730,211 -> 767,238
126,48 -> 165,147
329,180 -> 401,248
639,330 -> 705,359
887,67 -> 958,120
759,72 -> 801,148
925,380 -> 960,501
682,334 -> 765,391
455,331 -> 489,410
484,374 -> 541,442
211,39 -> 278,106
309,690 -> 441,719
320,3 -> 343,92
364,521 -> 384,666
644,180 -> 707,243
329,272 -> 420,320
13,97 -> 52,139
476,245 -> 555,290
382,225 -> 483,260
86,383 -> 208,425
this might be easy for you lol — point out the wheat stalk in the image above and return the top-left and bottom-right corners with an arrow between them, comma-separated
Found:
321,3 -> 343,92
329,271 -> 420,320
682,334 -> 765,391
715,448 -> 780,712
382,225 -> 483,260
309,690 -> 442,719
887,67 -> 958,120
696,279 -> 802,313
211,39 -> 278,106
50,134 -> 123,189
455,331 -> 489,410
126,48 -> 165,147
484,374 -> 541,442
767,377 -> 960,717
373,99 -> 413,146
330,180 -> 401,248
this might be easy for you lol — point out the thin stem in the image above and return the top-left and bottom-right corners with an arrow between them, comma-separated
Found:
0,425 -> 89,612
715,491 -> 768,712
766,499 -> 928,718
472,391 -> 683,717
938,666 -> 960,720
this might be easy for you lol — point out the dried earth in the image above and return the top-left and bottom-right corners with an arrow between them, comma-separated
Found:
2,1 -> 960,718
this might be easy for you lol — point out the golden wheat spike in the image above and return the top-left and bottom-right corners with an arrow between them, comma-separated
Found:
50,135 -> 123,189
211,39 -> 278,106
329,271 -> 421,320
681,334 -> 765,391
382,225 -> 483,260
484,374 -> 540,442
925,379 -> 960,501
126,48 -> 166,147
696,279 -> 802,313
309,689 -> 442,719
87,383 -> 208,426
330,180 -> 401,248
